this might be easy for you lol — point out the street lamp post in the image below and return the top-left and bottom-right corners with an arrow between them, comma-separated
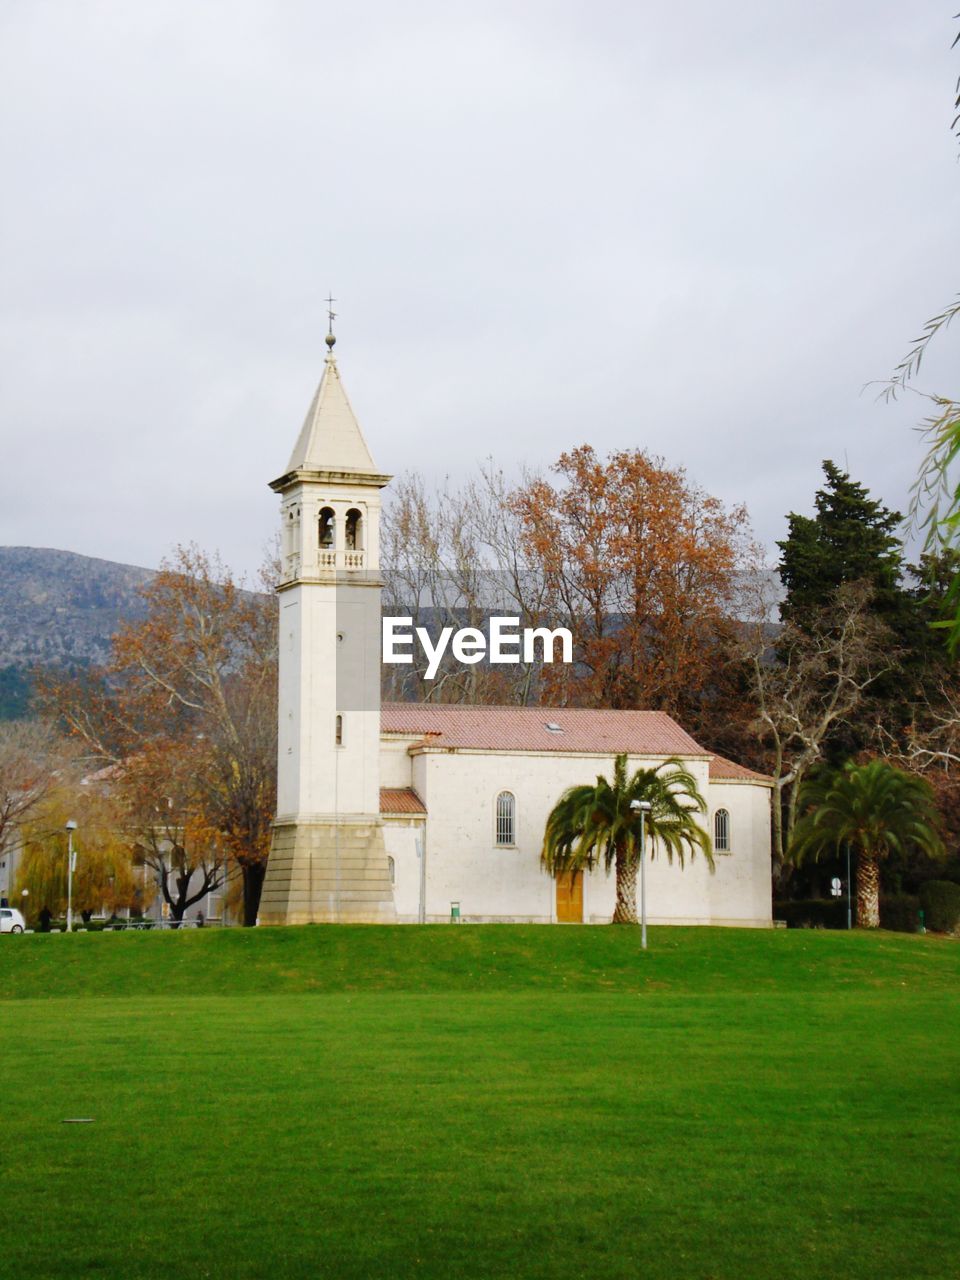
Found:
845,841 -> 853,931
65,820 -> 77,933
630,800 -> 653,950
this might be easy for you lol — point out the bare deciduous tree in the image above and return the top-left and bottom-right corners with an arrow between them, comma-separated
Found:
742,580 -> 895,872
876,677 -> 960,774
381,464 -> 547,704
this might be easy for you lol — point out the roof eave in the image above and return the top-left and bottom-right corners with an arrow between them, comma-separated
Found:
404,743 -> 715,761
271,467 -> 393,493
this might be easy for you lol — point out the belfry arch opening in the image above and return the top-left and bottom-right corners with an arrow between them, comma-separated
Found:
318,507 -> 335,549
345,508 -> 364,551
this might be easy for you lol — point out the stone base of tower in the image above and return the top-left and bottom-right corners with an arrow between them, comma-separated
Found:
258,819 -> 397,924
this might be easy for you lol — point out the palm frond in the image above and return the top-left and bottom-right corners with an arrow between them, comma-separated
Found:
790,759 -> 944,866
541,752 -> 712,875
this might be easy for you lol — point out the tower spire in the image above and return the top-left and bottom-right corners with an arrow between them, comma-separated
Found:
325,291 -> 337,352
282,299 -> 381,476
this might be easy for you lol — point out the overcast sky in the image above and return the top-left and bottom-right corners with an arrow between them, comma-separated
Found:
1,1 -> 956,578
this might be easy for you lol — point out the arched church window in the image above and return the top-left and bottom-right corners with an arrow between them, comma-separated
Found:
345,508 -> 363,551
714,808 -> 730,853
387,856 -> 395,885
495,791 -> 516,847
318,507 -> 336,549
335,714 -> 343,746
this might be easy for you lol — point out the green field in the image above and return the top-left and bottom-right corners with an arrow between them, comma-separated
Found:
1,926 -> 957,1279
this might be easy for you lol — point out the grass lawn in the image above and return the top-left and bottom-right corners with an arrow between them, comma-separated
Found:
0,926 -> 957,1279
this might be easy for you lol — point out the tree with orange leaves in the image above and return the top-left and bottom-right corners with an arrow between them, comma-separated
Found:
510,446 -> 758,721
42,545 -> 277,926
124,736 -> 227,922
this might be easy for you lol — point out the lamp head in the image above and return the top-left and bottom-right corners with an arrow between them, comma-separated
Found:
630,800 -> 652,813
65,820 -> 77,831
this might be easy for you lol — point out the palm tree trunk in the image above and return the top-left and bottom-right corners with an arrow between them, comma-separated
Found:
612,850 -> 638,925
856,849 -> 880,929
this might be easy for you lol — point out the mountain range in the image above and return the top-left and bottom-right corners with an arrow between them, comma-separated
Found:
0,547 -> 154,717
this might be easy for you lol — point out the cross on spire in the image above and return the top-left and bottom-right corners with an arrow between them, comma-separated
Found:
325,292 -> 337,351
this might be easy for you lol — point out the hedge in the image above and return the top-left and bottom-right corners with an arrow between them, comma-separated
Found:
919,880 -> 960,934
879,894 -> 920,934
32,918 -> 157,933
773,899 -> 847,929
774,895 -> 922,932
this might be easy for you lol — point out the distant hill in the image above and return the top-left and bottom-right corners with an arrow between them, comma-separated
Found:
0,547 -> 155,717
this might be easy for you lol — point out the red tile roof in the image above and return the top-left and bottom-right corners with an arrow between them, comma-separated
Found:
380,702 -> 709,757
708,754 -> 772,783
379,787 -> 427,815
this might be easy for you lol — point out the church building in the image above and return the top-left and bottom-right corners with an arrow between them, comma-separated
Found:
257,332 -> 773,928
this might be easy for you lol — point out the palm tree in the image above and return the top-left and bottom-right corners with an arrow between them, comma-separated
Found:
791,759 -> 944,928
541,753 -> 712,925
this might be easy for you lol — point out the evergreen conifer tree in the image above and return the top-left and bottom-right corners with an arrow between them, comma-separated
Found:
778,461 -> 903,624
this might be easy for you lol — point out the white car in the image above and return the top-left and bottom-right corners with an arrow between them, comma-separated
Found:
0,907 -> 26,934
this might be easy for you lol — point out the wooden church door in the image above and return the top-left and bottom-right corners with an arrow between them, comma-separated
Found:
555,871 -> 583,923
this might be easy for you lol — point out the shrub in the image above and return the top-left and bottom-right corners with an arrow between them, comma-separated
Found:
919,880 -> 960,934
773,899 -> 847,929
879,894 -> 920,934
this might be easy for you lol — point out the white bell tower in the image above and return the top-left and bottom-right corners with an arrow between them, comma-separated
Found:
258,315 -> 395,924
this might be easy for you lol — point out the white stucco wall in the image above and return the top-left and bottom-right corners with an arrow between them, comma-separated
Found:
706,781 -> 774,925
378,745 -> 772,926
380,735 -> 421,788
382,820 -> 423,919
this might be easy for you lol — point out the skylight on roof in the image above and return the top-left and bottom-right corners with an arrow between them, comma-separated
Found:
544,722 -> 563,733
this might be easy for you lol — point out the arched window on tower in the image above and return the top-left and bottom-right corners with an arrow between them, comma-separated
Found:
387,855 -> 396,886
495,791 -> 516,847
714,808 -> 731,854
318,507 -> 336,549
345,508 -> 363,551
283,505 -> 301,578
335,714 -> 343,746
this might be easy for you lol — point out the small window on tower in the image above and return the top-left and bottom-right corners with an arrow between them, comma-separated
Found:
387,856 -> 396,886
318,507 -> 335,548
335,714 -> 343,746
345,508 -> 363,551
